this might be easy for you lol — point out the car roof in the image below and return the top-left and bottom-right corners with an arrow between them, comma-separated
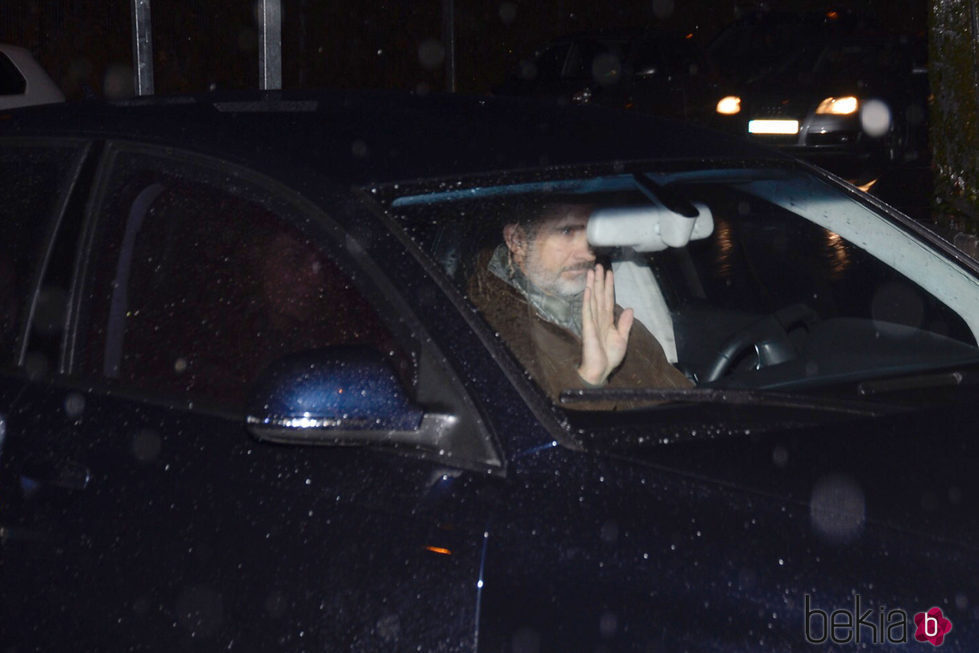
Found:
0,89 -> 785,186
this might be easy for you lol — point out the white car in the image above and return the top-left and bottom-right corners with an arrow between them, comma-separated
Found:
0,43 -> 64,109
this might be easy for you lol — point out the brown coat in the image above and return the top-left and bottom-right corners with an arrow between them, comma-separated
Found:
468,254 -> 692,406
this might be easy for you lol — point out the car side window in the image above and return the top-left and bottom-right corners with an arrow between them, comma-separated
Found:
76,147 -> 409,411
0,142 -> 84,368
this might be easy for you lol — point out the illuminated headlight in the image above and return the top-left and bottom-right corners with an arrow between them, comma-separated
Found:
816,96 -> 859,115
716,96 -> 741,115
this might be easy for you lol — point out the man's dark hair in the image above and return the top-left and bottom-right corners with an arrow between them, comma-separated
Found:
504,193 -> 594,234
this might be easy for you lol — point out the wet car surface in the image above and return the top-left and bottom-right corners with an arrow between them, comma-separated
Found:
0,91 -> 976,651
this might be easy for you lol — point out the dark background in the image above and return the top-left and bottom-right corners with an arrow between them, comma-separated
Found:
1,0 -> 928,100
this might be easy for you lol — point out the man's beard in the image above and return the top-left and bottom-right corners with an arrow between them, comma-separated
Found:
525,259 -> 593,298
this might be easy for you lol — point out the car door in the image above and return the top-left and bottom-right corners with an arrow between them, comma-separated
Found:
0,142 -> 499,651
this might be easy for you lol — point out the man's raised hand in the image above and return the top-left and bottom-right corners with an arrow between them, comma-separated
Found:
576,264 -> 634,386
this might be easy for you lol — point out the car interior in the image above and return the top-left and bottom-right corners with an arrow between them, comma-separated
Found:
386,165 -> 979,398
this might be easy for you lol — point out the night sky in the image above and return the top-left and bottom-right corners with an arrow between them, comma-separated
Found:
1,0 -> 928,100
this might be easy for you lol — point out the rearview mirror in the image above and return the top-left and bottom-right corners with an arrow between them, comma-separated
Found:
587,201 -> 714,252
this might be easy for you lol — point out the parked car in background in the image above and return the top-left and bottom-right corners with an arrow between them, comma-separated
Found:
707,10 -> 929,180
0,91 -> 977,651
494,29 -> 721,123
0,43 -> 64,109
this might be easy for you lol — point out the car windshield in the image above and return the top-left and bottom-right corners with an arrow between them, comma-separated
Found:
378,162 -> 979,412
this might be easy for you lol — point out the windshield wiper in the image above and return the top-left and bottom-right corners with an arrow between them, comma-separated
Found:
558,387 -> 888,417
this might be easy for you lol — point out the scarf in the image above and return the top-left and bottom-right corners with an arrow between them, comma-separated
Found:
487,244 -> 584,337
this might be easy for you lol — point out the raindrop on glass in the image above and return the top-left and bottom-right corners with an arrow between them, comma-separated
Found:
772,445 -> 789,468
64,392 -> 86,419
860,99 -> 892,138
24,351 -> 49,380
103,63 -> 135,100
600,520 -> 619,543
599,610 -> 618,638
809,474 -> 866,543
418,39 -> 445,71
592,53 -> 622,87
351,139 -> 369,159
955,593 -> 969,611
133,429 -> 163,463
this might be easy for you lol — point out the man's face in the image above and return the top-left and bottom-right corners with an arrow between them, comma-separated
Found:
507,204 -> 595,297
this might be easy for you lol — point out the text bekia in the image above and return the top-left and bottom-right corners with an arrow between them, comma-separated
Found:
804,594 -> 907,645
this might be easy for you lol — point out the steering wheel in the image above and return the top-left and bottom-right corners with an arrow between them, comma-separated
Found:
702,303 -> 820,383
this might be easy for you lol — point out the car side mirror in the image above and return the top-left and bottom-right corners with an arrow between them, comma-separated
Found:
245,346 -> 457,448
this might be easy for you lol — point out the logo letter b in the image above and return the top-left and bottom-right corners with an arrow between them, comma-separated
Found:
924,613 -> 938,637
805,595 -> 828,644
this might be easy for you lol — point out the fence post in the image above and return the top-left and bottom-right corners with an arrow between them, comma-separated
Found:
131,0 -> 154,96
259,0 -> 283,90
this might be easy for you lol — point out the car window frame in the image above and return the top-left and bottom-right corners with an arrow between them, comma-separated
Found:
0,137 -> 91,373
55,140 -> 502,472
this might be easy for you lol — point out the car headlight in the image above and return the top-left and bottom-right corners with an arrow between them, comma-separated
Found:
816,96 -> 859,115
716,96 -> 741,115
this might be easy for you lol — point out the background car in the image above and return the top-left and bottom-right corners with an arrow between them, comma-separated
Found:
707,10 -> 929,180
0,91 -> 977,651
494,28 -> 721,123
0,43 -> 64,109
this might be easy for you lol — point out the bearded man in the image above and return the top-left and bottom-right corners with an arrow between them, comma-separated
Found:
468,200 -> 691,403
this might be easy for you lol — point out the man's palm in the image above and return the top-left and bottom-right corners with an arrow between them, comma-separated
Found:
577,265 -> 633,385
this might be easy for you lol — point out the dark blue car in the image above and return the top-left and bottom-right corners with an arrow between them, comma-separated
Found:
0,90 -> 976,651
